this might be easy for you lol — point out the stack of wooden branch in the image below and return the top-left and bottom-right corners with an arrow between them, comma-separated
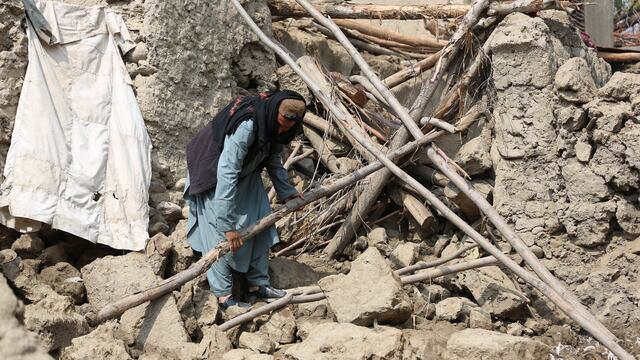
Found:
89,1 -> 636,359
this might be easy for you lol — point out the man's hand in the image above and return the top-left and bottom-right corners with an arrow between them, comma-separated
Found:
286,192 -> 305,211
226,231 -> 243,253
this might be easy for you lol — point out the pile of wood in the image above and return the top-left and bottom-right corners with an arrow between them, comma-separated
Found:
89,1 -> 636,359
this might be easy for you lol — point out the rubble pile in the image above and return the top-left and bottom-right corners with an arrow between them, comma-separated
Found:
0,0 -> 639,359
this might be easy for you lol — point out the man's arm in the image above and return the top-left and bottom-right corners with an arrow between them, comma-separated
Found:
214,120 -> 255,251
266,145 -> 299,201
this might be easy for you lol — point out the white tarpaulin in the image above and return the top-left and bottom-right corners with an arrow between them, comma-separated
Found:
0,0 -> 152,251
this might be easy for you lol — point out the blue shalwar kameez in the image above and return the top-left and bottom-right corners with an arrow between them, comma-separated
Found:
185,120 -> 298,296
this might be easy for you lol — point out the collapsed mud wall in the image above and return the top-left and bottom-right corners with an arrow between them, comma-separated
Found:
489,11 -> 640,332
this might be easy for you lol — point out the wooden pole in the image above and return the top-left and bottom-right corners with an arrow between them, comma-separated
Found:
598,51 -> 640,63
383,51 -> 441,89
268,0 -> 469,20
333,19 -> 447,49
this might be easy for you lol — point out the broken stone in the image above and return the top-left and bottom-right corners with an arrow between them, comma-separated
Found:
435,297 -> 477,322
258,306 -> 296,344
11,233 -> 45,259
468,307 -> 493,330
318,248 -> 411,326
616,198 -> 640,236
554,57 -> 597,104
167,220 -> 195,275
39,262 -> 85,304
268,257 -> 324,289
353,236 -> 368,251
366,227 -> 387,247
295,317 -> 333,340
445,328 -> 549,360
81,253 -> 190,352
457,267 -> 527,320
182,206 -> 189,220
24,290 -> 90,352
574,140 -> 592,163
420,283 -> 451,303
127,42 -> 148,64
0,273 -> 53,360
294,299 -> 331,319
146,232 -> 173,276
60,321 -> 131,360
598,71 -> 640,102
506,322 -> 526,336
148,214 -> 170,237
239,331 -> 275,354
285,322 -> 403,360
402,323 -> 461,360
157,201 -> 183,222
454,135 -> 492,176
389,242 -> 418,269
176,274 -> 218,338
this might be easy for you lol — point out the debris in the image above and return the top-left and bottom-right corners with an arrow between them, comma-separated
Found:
445,328 -> 549,359
284,322 -> 403,360
11,233 -> 45,259
318,248 -> 411,326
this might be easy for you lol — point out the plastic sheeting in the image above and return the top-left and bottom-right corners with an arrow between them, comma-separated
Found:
0,0 -> 152,251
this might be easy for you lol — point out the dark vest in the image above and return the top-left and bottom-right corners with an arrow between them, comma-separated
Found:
186,118 -> 269,196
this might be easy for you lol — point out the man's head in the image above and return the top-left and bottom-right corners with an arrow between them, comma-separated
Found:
277,98 -> 306,134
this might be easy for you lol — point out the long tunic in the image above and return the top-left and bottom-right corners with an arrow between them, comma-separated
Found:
185,120 -> 297,272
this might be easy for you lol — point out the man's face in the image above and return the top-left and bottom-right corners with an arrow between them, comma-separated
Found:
277,112 -> 302,133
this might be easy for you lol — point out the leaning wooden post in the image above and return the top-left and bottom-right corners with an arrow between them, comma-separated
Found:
231,1 -> 634,358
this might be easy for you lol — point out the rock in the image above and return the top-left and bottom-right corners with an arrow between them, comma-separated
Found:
0,226 -> 19,250
445,329 -> 549,360
39,262 -> 85,304
598,71 -> 640,101
268,257 -> 324,289
295,317 -> 333,340
239,332 -> 275,354
457,267 -> 527,320
175,177 -> 187,191
574,140 -> 592,163
0,273 -> 53,360
353,236 -> 368,251
176,274 -> 219,338
157,201 -> 183,222
616,198 -> 640,236
167,220 -> 194,275
81,253 -> 190,351
554,57 -> 597,104
366,227 -> 387,247
454,135 -> 492,176
435,297 -> 477,322
318,248 -> 411,326
401,322 -> 461,360
468,307 -> 493,330
506,322 -> 526,336
11,233 -> 45,259
258,307 -> 297,344
38,242 -> 70,266
145,232 -> 173,276
284,322 -> 403,360
223,349 -> 273,360
420,284 -> 451,303
148,216 -> 170,237
60,322 -> 132,360
182,206 -> 189,220
149,179 -> 166,193
24,290 -> 90,352
294,299 -> 331,319
389,242 -> 419,269
127,42 -> 148,64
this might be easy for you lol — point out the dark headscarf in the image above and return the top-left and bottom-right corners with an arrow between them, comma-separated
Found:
186,90 -> 306,195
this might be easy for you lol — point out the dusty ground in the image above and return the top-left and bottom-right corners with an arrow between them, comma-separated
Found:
0,1 -> 639,360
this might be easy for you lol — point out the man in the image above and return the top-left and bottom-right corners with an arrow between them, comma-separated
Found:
185,90 -> 305,309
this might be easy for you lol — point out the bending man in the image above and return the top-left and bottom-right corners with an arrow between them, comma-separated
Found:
185,90 -> 305,309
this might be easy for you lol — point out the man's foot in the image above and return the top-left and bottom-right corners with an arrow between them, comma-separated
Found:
219,296 -> 251,310
248,285 -> 286,300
